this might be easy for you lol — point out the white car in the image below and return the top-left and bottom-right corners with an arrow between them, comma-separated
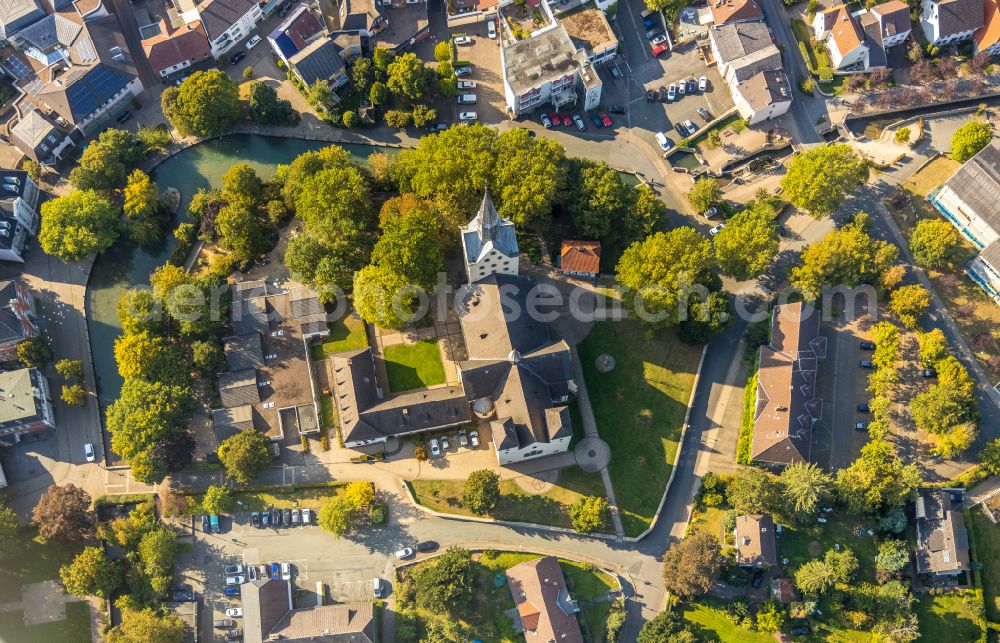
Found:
654,131 -> 672,151
454,35 -> 472,45
224,565 -> 244,576
429,438 -> 441,457
84,443 -> 95,462
459,111 -> 477,122
245,35 -> 262,50
247,566 -> 258,581
395,547 -> 415,559
456,80 -> 477,89
301,508 -> 312,524
698,75 -> 707,92
281,562 -> 291,580
225,608 -> 242,618
469,431 -> 479,448
709,223 -> 725,237
487,19 -> 497,38
225,576 -> 245,586
684,119 -> 697,136
667,83 -> 676,101
651,34 -> 666,45
677,79 -> 686,95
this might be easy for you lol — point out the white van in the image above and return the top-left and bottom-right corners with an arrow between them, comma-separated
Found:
456,93 -> 477,104
640,7 -> 657,18
372,578 -> 384,598
654,131 -> 671,151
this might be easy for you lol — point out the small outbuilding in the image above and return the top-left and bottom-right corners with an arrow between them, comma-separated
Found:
559,240 -> 601,279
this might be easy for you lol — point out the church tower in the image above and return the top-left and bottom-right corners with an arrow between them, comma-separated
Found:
459,189 -> 519,283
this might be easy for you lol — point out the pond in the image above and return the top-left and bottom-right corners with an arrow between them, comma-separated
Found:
85,134 -> 392,425
669,150 -> 702,171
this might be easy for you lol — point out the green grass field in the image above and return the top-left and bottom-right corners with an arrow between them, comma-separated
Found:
681,602 -> 773,642
0,528 -> 84,604
187,483 -> 347,513
383,340 -> 446,392
0,600 -> 91,643
577,320 -> 701,536
971,508 -> 1000,620
409,466 -> 609,532
779,515 -> 879,582
915,592 -> 983,641
309,311 -> 368,360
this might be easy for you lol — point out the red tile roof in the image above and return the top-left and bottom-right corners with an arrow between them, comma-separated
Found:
560,240 -> 601,275
141,20 -> 211,75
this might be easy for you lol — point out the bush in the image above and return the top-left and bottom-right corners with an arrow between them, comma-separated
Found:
894,127 -> 910,143
300,433 -> 310,453
342,110 -> 359,128
320,428 -> 330,451
242,66 -> 254,80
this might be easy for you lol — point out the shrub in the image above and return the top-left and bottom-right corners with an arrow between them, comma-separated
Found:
342,110 -> 359,128
894,127 -> 910,143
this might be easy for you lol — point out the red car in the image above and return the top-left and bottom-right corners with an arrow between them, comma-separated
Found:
652,44 -> 668,57
548,112 -> 560,125
600,113 -> 612,127
561,114 -> 572,126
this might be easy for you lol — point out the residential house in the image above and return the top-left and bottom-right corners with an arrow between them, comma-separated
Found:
141,18 -> 211,78
915,489 -> 970,576
929,140 -> 1000,303
267,3 -> 324,67
505,557 -> 583,643
710,0 -> 763,25
0,170 -> 39,262
813,5 -> 868,69
461,190 -> 518,283
0,0 -> 45,40
560,6 -> 618,64
0,280 -> 39,361
733,68 -> 792,125
975,0 -> 1000,53
268,4 -> 349,88
751,301 -> 826,465
337,0 -> 385,39
0,367 -> 54,438
559,240 -> 601,279
709,22 -> 782,86
868,0 -> 912,48
501,24 -> 602,116
735,514 -> 778,567
188,0 -> 263,57
372,0 -> 430,53
9,106 -> 73,165
241,578 -> 375,643
921,0 -> 983,46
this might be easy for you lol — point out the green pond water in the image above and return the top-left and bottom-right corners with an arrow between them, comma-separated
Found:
85,134 -> 390,417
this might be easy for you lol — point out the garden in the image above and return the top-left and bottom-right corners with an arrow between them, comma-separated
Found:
383,339 -> 447,392
309,310 -> 368,361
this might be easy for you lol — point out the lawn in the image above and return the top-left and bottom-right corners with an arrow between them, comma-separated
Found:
681,601 -> 773,642
690,112 -> 747,150
578,320 -> 702,536
186,482 -> 347,513
320,394 -> 336,429
888,156 -> 962,237
791,19 -> 832,78
0,600 -> 91,643
309,311 -> 368,361
970,508 -> 1000,620
915,591 -> 983,641
0,527 -> 85,603
383,340 -> 446,392
688,506 -> 727,542
409,466 -> 610,532
779,514 -> 880,582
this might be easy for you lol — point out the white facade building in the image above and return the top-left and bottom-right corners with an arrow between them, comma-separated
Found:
460,190 -> 519,283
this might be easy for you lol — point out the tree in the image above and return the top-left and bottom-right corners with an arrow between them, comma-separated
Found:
779,462 -> 832,518
889,284 -> 931,328
0,504 -> 18,557
875,539 -> 909,581
835,439 -> 921,513
637,610 -> 693,643
68,128 -> 145,192
678,291 -> 733,345
616,228 -> 717,328
662,532 -> 722,599
726,467 -> 780,516
386,53 -> 430,100
755,600 -> 786,633
981,438 -> 1000,474
918,328 -> 949,367
342,110 -> 359,128
56,358 -> 84,381
412,547 -> 474,615
17,336 -> 53,368
161,70 -> 242,137
343,481 -> 376,510
201,485 -> 234,515
353,264 -> 412,329
124,169 -> 160,222
909,219 -> 962,268
911,385 -> 976,438
247,81 -> 294,125
285,234 -> 357,298
318,497 -> 357,537
217,428 -> 271,485
215,201 -> 265,265
384,109 -> 412,128
569,161 -> 632,240
895,127 -> 911,143
412,104 -> 437,128
790,222 -> 898,299
951,120 -> 993,162
434,40 -> 452,63
824,547 -> 858,583
794,559 -> 835,595
781,144 -> 869,218
39,190 -> 120,261
492,129 -> 566,229
713,206 -> 780,280
569,496 -> 609,533
22,159 -> 42,182
113,332 -> 188,385
191,340 -> 222,376
62,384 -> 87,406
370,210 -> 445,290
138,526 -> 176,580
117,289 -> 162,336
462,470 -> 500,515
137,125 -> 173,154
687,177 -> 722,213
32,484 -> 92,542
60,546 -> 121,598
106,607 -> 185,643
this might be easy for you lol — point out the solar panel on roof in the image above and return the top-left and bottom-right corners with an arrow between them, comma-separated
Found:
3,56 -> 31,80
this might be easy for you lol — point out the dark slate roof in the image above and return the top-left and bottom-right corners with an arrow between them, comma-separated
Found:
340,0 -> 380,32
0,281 -> 27,345
710,21 -> 773,63
0,170 -> 37,209
211,405 -> 255,440
915,489 -> 970,574
458,274 -> 554,358
197,0 -> 260,40
860,12 -> 887,67
223,333 -> 264,371
290,38 -> 347,85
943,140 -> 1000,231
241,579 -> 293,643
233,296 -> 269,336
288,286 -> 324,319
218,369 -> 260,408
461,190 -> 518,263
933,0 -> 984,36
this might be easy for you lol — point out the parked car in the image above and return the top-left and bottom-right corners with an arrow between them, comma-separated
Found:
250,512 -> 261,528
291,509 -> 300,526
642,16 -> 658,28
646,28 -> 662,40
454,66 -> 472,76
646,88 -> 656,102
651,34 -> 666,45
395,547 -> 415,559
415,540 -> 439,552
683,119 -> 697,135
922,368 -> 937,378
600,113 -> 611,126
429,438 -> 441,457
84,443 -> 95,462
654,131 -> 671,151
572,114 -> 585,131
859,360 -> 874,368
454,35 -> 472,45
224,587 -> 241,597
224,565 -> 244,576
459,111 -> 477,122
540,113 -> 552,127
225,608 -> 243,618
245,35 -> 262,50
226,629 -> 243,641
278,2 -> 293,16
456,93 -> 476,104
674,122 -> 687,136
214,618 -> 235,629
270,563 -> 280,580
201,515 -> 211,532
247,566 -> 258,582
687,79 -> 696,94
469,431 -> 480,448
487,19 -> 497,38
790,624 -> 812,636
229,51 -> 246,65
225,576 -> 245,586
560,113 -> 572,126
750,570 -> 764,588
697,106 -> 711,121
170,589 -> 195,602
283,508 -> 292,525
589,112 -> 603,128
608,104 -> 625,114
261,510 -> 270,528
677,79 -> 686,95
859,341 -> 876,350
458,430 -> 469,447
210,514 -> 220,533
709,223 -> 725,237
703,206 -> 719,219
855,422 -> 869,431
273,508 -> 282,527
698,75 -> 707,91
857,403 -> 870,413
372,578 -> 384,598
441,435 -> 450,451
657,86 -> 667,102
652,43 -> 668,57
116,111 -> 132,124
456,80 -> 476,89
667,83 -> 676,100
281,562 -> 291,580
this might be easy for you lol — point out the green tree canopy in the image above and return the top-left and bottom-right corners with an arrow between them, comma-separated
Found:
779,462 -> 833,518
123,170 -> 164,246
39,190 -> 120,261
889,284 -> 931,328
678,290 -> 733,345
790,219 -> 897,298
217,428 -> 271,485
713,206 -> 780,280
794,559 -> 835,595
353,264 -> 412,329
113,332 -> 188,386
62,384 -> 87,406
781,145 -> 869,218
318,497 -> 357,537
17,336 -> 52,368
106,607 -> 185,643
0,504 -> 17,557
875,539 -> 909,581
951,121 -> 993,162
726,467 -> 780,516
909,219 -> 963,268
370,207 -> 445,290
161,70 -> 242,137
462,470 -> 500,514
835,439 -> 920,513
569,496 -> 609,533
60,546 -> 122,598
386,52 -> 431,100
191,340 -> 223,375
246,81 -> 294,125
201,484 -> 234,515
69,128 -> 145,191
343,481 -> 376,510
917,328 -> 949,367
412,547 -> 475,616
686,177 -> 722,213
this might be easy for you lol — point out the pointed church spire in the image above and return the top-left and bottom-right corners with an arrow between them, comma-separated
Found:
473,188 -> 501,242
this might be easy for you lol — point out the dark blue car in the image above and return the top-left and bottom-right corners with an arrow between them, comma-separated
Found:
589,112 -> 603,128
271,563 -> 280,580
643,17 -> 657,28
224,587 -> 240,597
